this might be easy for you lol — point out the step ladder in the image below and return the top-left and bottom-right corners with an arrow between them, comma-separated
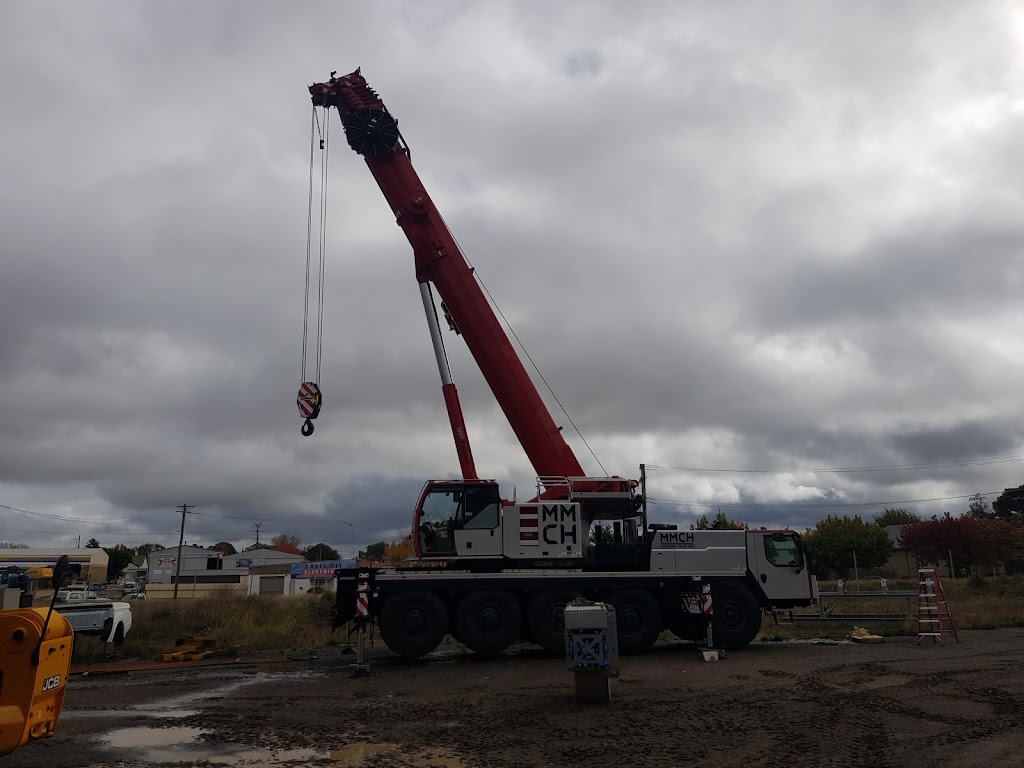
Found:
917,568 -> 959,645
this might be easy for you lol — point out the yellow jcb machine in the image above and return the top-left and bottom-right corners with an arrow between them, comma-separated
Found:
0,555 -> 74,756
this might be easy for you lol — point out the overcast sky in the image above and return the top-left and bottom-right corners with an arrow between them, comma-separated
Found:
2,1 -> 1023,556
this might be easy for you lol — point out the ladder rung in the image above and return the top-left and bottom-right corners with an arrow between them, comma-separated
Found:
918,620 -> 941,624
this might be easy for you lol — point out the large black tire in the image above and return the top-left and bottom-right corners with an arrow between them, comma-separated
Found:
711,589 -> 763,650
607,589 -> 662,654
379,591 -> 448,659
526,590 -> 582,653
455,591 -> 521,656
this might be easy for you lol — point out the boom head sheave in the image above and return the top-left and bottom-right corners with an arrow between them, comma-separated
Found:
310,69 -> 402,158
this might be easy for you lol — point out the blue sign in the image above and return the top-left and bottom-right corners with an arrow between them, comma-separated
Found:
235,558 -> 253,567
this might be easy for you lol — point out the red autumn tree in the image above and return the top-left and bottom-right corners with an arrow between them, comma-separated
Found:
899,514 -> 1024,574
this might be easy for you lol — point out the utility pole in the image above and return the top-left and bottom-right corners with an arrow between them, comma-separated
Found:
252,522 -> 263,547
172,504 -> 195,600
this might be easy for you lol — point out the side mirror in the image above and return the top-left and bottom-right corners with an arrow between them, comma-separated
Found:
51,555 -> 71,591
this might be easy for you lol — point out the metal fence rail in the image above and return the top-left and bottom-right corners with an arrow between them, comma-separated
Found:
775,583 -> 918,623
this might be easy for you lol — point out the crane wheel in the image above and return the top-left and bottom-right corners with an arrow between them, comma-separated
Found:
455,592 -> 521,657
526,590 -> 582,653
606,589 -> 662,654
710,589 -> 763,650
378,592 -> 448,659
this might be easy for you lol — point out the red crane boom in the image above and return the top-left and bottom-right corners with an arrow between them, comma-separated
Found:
310,69 -> 585,482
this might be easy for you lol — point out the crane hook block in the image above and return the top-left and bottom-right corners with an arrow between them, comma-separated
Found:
297,382 -> 323,437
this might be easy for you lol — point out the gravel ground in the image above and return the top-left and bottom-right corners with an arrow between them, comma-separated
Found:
9,628 -> 1024,768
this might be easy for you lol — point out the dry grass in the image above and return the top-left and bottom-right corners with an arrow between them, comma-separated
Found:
71,575 -> 1024,661
72,590 -> 341,664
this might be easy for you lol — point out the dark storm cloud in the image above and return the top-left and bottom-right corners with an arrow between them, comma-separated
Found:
1,0 -> 1022,550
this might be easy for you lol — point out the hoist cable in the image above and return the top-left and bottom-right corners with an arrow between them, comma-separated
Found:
316,108 -> 330,382
301,107 -> 316,382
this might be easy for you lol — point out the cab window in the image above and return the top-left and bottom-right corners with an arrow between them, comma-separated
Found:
764,533 -> 803,567
459,485 -> 500,530
420,487 -> 462,528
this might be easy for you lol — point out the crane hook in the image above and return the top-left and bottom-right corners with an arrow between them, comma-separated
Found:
297,382 -> 323,438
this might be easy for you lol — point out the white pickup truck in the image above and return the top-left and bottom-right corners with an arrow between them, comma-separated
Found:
54,596 -> 133,646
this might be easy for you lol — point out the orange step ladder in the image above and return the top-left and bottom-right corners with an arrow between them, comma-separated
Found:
916,568 -> 959,645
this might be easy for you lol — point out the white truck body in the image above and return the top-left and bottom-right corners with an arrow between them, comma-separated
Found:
55,599 -> 132,645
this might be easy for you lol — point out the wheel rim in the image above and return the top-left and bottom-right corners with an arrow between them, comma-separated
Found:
476,604 -> 504,635
401,606 -> 429,637
619,605 -> 645,635
718,601 -> 743,630
545,604 -> 566,632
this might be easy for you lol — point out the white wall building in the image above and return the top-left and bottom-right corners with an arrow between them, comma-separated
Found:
147,546 -> 304,585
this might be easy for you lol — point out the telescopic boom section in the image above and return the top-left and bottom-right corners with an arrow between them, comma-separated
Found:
310,69 -> 585,483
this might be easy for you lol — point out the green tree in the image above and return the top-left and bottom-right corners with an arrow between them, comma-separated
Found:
363,541 -> 387,562
872,508 -> 920,527
991,486 -> 1024,520
968,493 -> 991,519
243,543 -> 274,552
211,541 -> 237,556
303,542 -> 340,561
692,511 -> 746,530
802,515 -> 893,578
85,538 -> 101,548
103,544 -> 135,582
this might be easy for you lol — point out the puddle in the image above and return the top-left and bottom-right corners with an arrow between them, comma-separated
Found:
72,672 -> 316,722
145,709 -> 201,719
107,726 -> 209,748
331,743 -> 465,768
103,726 -> 326,765
104,726 -> 210,763
65,708 -> 199,720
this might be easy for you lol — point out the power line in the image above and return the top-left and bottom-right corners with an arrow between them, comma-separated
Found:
647,490 -> 1001,510
644,454 -> 1023,475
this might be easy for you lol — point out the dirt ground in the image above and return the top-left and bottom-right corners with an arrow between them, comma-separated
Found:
9,628 -> 1024,768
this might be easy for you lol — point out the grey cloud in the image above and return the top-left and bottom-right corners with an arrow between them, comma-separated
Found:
1,1 -> 1022,550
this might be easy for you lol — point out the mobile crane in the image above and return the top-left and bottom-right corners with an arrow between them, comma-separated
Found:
307,69 -> 814,659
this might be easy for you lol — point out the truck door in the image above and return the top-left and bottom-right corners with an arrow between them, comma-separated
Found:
748,531 -> 811,602
452,484 -> 503,557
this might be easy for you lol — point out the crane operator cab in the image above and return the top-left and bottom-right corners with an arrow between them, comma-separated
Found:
415,481 -> 503,559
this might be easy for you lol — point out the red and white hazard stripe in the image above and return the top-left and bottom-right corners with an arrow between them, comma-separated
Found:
355,581 -> 369,617
297,382 -> 320,417
519,508 -> 539,546
701,593 -> 713,616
